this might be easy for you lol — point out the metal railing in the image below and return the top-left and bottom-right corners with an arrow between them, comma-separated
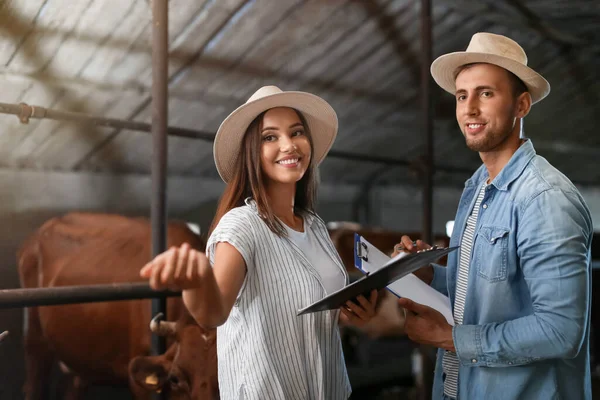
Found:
0,283 -> 180,309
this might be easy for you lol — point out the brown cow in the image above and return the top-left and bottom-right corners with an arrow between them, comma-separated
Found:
129,313 -> 217,399
17,212 -> 218,399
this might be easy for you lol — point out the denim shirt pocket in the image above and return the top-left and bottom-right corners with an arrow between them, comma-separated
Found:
476,226 -> 510,282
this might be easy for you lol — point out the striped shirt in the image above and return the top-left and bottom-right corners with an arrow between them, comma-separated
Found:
443,182 -> 488,399
206,198 -> 351,400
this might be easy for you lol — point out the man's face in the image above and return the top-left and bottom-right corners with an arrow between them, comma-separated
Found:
454,63 -> 521,153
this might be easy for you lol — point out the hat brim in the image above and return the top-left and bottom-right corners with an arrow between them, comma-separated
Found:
431,51 -> 550,104
214,91 -> 338,183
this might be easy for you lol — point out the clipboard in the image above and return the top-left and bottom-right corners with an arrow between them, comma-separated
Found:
354,234 -> 455,325
296,237 -> 457,316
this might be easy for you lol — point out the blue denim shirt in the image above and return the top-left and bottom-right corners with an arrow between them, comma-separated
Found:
430,140 -> 593,400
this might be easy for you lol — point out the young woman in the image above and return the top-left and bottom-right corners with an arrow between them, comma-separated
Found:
140,86 -> 378,400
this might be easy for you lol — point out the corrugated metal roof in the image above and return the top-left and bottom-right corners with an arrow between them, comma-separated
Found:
0,0 -> 598,188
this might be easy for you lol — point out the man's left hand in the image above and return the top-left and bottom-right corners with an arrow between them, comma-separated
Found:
398,298 -> 456,352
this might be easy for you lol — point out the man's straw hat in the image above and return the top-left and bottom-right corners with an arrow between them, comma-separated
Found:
431,32 -> 550,103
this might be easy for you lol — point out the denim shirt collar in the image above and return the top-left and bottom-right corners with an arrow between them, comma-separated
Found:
464,139 -> 537,191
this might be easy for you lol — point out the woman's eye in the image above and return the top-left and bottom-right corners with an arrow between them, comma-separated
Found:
263,135 -> 276,142
292,130 -> 305,137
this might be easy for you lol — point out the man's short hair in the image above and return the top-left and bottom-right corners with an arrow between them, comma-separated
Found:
454,63 -> 529,97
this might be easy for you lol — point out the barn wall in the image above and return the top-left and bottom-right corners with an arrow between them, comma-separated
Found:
183,182 -> 600,235
0,211 -> 53,399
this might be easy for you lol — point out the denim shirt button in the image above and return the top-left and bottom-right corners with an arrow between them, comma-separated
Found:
471,359 -> 477,363
482,204 -> 488,209
508,362 -> 513,365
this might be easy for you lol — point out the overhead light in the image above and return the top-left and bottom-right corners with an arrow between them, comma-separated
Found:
446,221 -> 454,238
186,222 -> 201,235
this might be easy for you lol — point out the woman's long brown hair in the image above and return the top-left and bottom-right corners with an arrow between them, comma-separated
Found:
209,108 -> 318,237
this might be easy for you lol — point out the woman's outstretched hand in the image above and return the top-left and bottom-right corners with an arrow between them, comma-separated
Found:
140,243 -> 211,291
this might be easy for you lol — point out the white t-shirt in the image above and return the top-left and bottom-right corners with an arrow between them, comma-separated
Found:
284,219 -> 345,295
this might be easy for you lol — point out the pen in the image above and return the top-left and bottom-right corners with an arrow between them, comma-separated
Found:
394,241 -> 418,253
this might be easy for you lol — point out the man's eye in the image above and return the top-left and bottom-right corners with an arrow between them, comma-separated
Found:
482,91 -> 492,97
457,95 -> 466,101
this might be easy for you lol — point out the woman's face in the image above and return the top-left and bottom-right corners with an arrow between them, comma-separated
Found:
259,107 -> 312,187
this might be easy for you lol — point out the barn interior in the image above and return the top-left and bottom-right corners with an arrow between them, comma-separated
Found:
0,0 -> 599,399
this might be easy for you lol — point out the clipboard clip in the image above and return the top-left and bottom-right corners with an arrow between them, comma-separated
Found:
417,245 -> 439,252
356,241 -> 369,262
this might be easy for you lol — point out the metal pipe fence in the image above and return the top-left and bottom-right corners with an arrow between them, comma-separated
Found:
0,283 -> 180,309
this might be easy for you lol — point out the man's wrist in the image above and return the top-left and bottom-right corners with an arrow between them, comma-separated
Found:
442,325 -> 456,352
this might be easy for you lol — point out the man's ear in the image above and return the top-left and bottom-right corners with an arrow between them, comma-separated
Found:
128,355 -> 171,393
516,91 -> 532,119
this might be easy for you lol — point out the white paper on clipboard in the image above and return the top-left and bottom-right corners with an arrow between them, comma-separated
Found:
355,234 -> 455,326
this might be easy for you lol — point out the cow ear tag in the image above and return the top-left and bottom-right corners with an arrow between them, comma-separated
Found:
145,373 -> 158,385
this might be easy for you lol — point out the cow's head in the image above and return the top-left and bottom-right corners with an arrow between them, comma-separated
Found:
129,313 -> 218,399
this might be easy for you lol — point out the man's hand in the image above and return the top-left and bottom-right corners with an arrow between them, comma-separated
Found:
392,235 -> 434,285
391,235 -> 431,257
398,297 -> 455,352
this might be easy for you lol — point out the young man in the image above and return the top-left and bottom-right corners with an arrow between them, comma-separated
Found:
395,32 -> 593,399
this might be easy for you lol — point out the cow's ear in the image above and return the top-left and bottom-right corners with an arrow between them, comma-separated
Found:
129,356 -> 170,392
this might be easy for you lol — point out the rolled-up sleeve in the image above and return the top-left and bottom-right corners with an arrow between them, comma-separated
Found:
206,209 -> 255,273
454,188 -> 592,367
